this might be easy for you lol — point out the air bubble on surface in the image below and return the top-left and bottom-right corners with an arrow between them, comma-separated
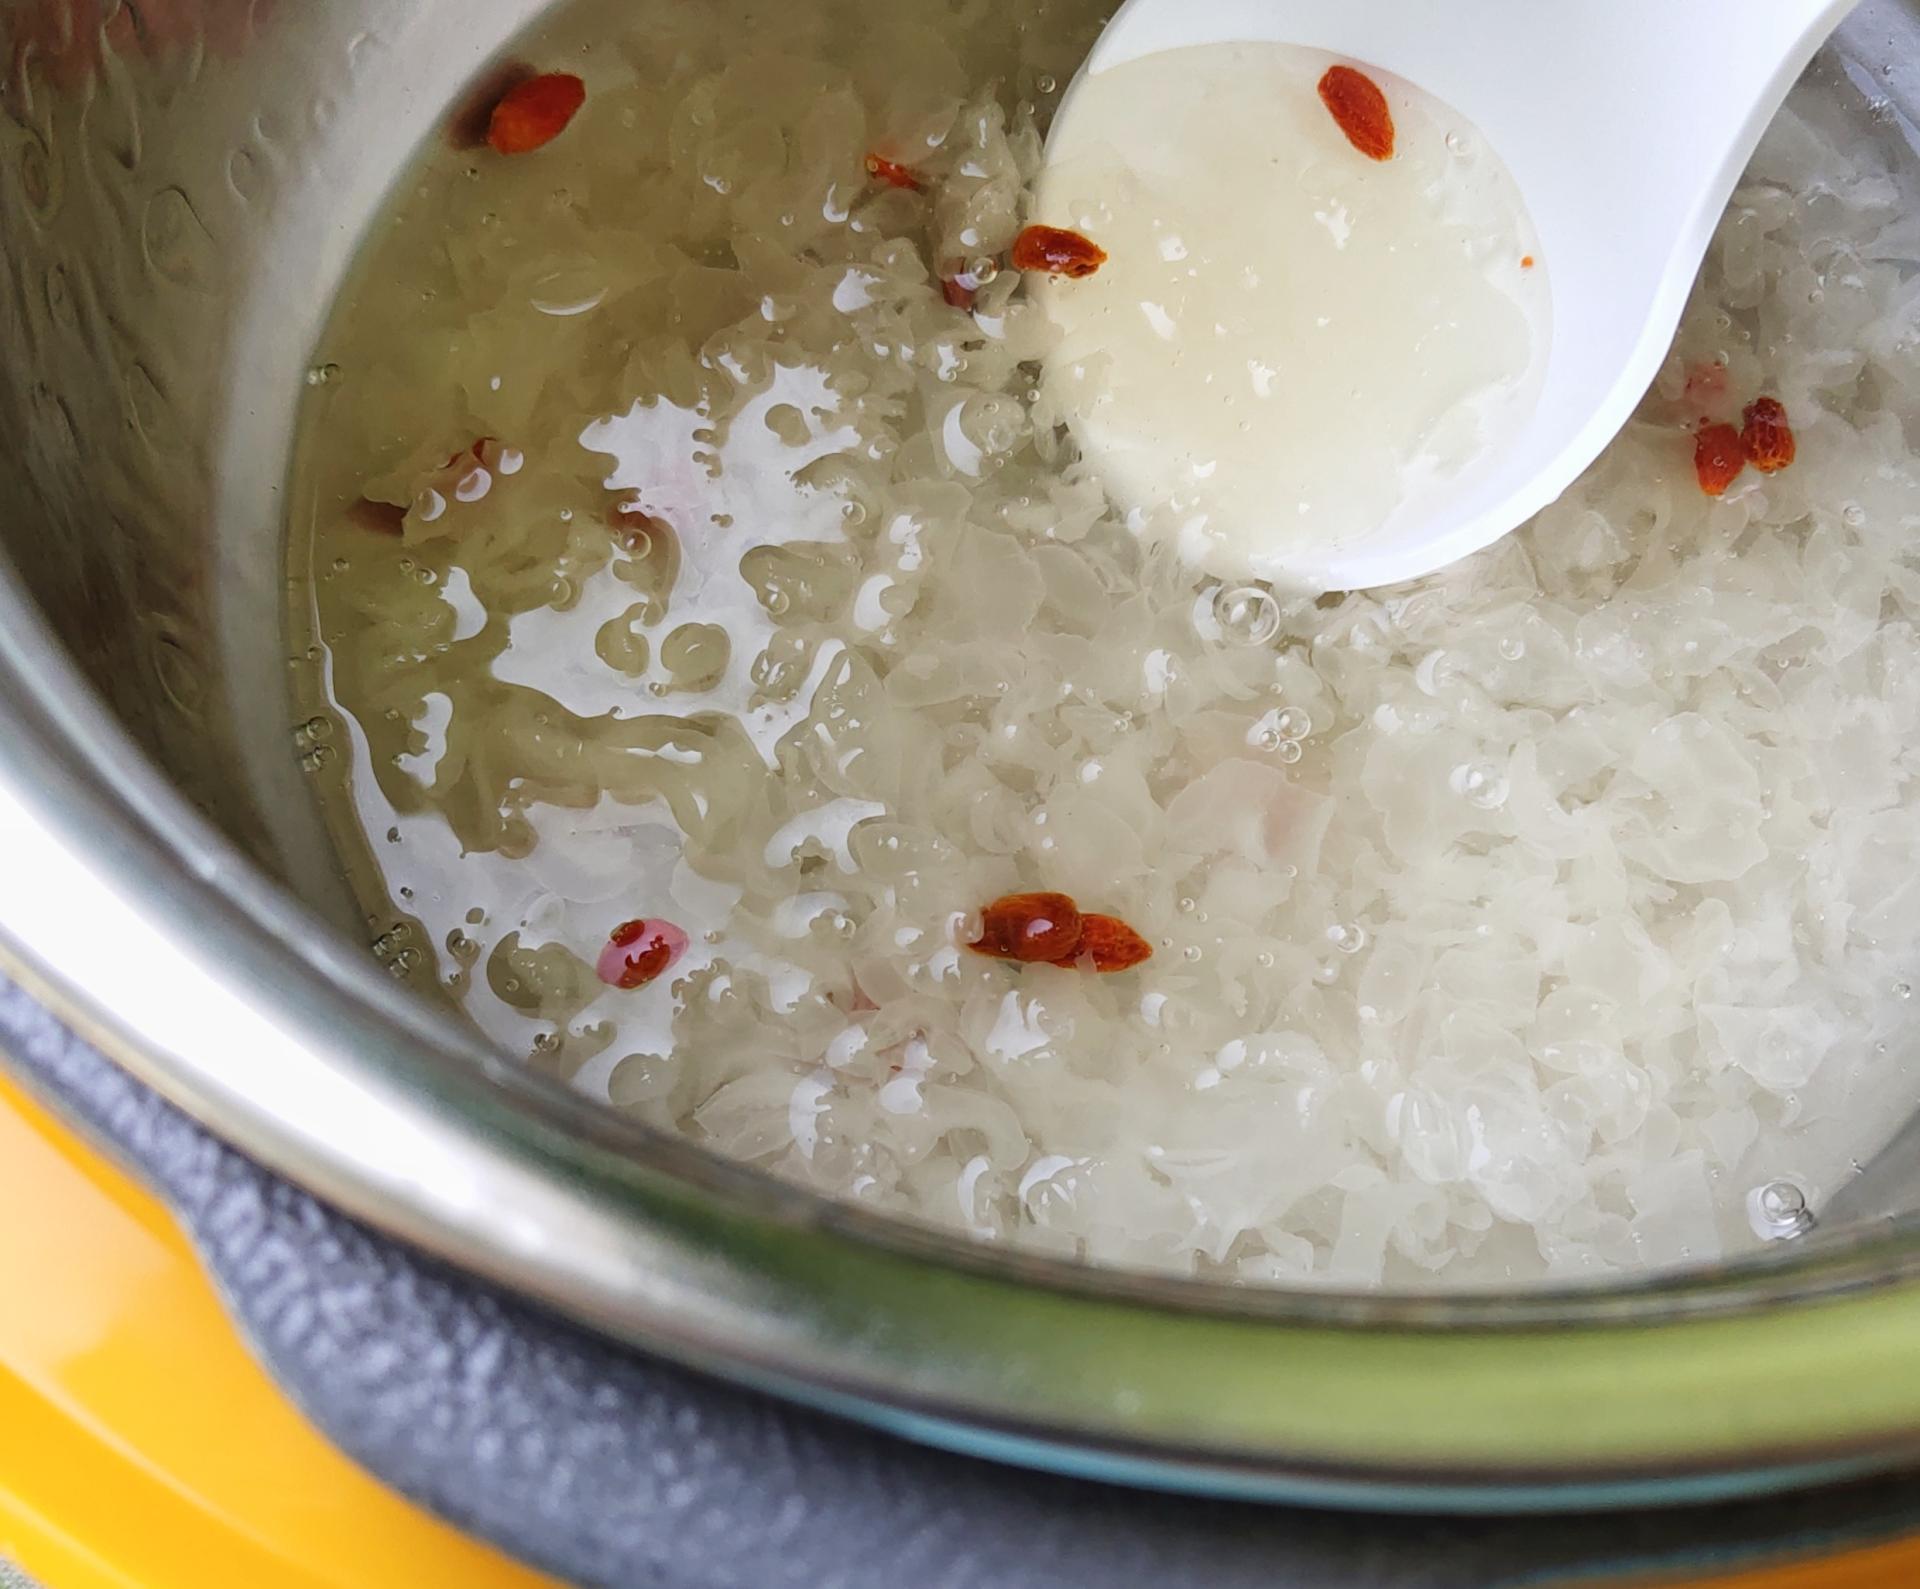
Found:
1211,584 -> 1282,645
1747,1179 -> 1814,1240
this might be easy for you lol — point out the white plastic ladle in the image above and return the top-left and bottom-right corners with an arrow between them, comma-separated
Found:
1048,0 -> 1859,590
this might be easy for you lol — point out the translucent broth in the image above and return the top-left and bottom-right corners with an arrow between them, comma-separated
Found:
289,4 -> 1920,1288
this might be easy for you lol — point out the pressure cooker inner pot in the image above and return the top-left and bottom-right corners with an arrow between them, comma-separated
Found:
10,0 -> 1920,1321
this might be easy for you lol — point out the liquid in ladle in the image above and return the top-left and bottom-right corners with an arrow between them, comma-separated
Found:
1033,43 -> 1550,583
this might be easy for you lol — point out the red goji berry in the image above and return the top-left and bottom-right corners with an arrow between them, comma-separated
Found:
864,152 -> 924,192
1740,395 -> 1796,474
487,72 -> 586,155
450,62 -> 536,149
1693,421 -> 1747,497
969,892 -> 1084,963
597,918 -> 689,990
1051,914 -> 1153,974
1318,65 -> 1395,161
941,277 -> 978,310
1010,225 -> 1108,280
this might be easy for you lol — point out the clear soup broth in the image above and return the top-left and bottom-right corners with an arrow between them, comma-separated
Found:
290,0 -> 1920,1288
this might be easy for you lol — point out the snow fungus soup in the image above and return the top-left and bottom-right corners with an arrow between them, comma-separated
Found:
289,0 -> 1920,1287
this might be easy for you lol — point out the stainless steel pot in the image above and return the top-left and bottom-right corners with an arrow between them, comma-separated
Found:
8,0 -> 1920,1510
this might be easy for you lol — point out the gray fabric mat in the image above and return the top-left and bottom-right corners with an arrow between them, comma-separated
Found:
5,972 -> 1919,1589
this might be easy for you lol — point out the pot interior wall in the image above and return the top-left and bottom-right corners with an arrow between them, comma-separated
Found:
0,0 -> 551,930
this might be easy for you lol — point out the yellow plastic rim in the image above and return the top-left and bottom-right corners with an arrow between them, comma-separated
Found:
0,1069 -> 557,1589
